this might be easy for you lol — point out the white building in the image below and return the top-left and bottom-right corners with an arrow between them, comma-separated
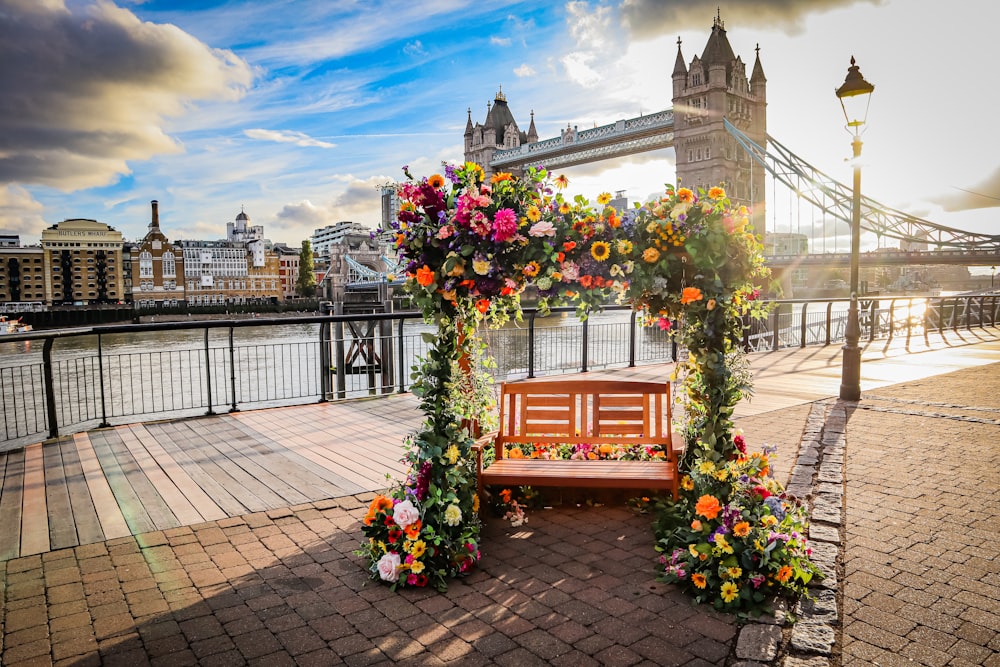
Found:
311,221 -> 373,258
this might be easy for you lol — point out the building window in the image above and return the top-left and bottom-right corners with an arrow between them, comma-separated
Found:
139,251 -> 153,277
162,252 -> 175,277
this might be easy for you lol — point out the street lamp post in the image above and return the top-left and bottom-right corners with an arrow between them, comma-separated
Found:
836,56 -> 875,402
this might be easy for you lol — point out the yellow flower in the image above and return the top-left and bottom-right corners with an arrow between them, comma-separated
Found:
692,573 -> 707,589
597,192 -> 612,205
642,247 -> 660,263
464,162 -> 485,181
445,444 -> 460,465
473,494 -> 480,514
473,258 -> 491,275
559,202 -> 571,215
715,468 -> 728,481
708,186 -> 726,200
681,475 -> 694,491
590,241 -> 611,262
715,534 -> 734,554
720,581 -> 739,603
554,174 -> 569,189
698,461 -> 716,474
616,239 -> 633,255
490,172 -> 513,184
526,205 -> 541,222
523,261 -> 541,277
409,540 -> 427,558
727,566 -> 742,579
409,560 -> 426,574
689,544 -> 699,558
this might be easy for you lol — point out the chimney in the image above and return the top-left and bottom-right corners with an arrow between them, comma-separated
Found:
151,200 -> 160,228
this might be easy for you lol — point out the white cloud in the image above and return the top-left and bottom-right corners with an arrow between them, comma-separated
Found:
244,129 -> 336,149
561,52 -> 602,88
403,40 -> 426,57
0,185 -> 48,237
514,64 -> 536,78
491,36 -> 511,46
0,0 -> 252,191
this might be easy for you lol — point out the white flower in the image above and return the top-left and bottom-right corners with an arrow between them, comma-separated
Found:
377,552 -> 401,582
444,504 -> 462,526
528,220 -> 556,237
392,499 -> 420,530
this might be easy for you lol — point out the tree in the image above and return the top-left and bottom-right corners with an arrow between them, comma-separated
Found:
296,240 -> 316,298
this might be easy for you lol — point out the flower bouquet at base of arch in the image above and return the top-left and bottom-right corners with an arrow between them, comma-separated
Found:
652,435 -> 821,616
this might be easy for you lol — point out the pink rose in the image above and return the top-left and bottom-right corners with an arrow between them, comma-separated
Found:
377,552 -> 401,582
392,499 -> 420,530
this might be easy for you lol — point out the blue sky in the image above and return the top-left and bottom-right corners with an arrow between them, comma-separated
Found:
2,0 -> 998,256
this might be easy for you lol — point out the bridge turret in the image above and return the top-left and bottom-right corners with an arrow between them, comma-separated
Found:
527,110 -> 538,144
672,37 -> 687,98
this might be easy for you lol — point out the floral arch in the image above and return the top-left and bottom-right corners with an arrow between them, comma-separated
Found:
358,163 -> 816,613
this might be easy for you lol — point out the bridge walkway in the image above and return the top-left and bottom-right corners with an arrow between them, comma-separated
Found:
1,326 -> 999,562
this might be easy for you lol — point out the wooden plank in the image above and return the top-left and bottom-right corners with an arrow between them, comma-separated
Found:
101,429 -> 179,531
168,423 -> 289,511
87,431 -> 158,535
59,438 -> 105,546
20,443 -> 50,556
146,422 -> 258,516
125,425 -> 227,523
73,433 -> 131,540
193,420 -> 313,506
118,425 -> 206,527
0,449 -> 24,561
217,418 -> 346,501
42,440 -> 77,551
482,460 -> 676,489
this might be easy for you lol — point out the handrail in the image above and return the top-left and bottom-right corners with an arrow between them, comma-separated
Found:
2,296 -> 998,449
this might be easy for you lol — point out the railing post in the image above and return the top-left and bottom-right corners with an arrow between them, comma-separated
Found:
825,302 -> 833,346
965,297 -> 972,330
334,303 -> 346,399
380,301 -> 394,394
671,321 -> 678,362
868,300 -> 877,342
769,309 -> 779,351
887,299 -> 896,342
97,333 -> 109,427
799,303 -> 808,348
319,319 -> 331,401
906,298 -> 913,343
581,316 -> 589,373
628,310 -> 637,366
229,327 -> 238,413
43,337 -> 59,439
527,311 -> 536,379
741,314 -> 751,352
396,318 -> 406,393
204,328 -> 215,415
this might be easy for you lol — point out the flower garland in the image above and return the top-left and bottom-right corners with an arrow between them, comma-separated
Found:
361,163 -> 816,614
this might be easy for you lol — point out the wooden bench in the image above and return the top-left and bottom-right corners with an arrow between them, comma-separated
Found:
472,379 -> 681,507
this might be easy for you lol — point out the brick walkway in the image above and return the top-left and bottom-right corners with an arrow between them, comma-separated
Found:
842,365 -> 1000,667
2,345 -> 1000,665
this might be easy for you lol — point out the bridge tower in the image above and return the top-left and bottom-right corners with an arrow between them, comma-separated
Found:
672,13 -> 767,235
464,87 -> 538,178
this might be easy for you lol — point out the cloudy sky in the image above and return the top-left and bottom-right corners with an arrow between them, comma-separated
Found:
2,0 -> 998,256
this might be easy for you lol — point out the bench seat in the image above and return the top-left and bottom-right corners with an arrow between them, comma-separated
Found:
473,379 -> 681,508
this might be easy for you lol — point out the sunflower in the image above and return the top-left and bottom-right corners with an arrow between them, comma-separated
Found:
590,241 -> 611,262
597,192 -> 612,205
526,205 -> 541,222
428,174 -> 445,189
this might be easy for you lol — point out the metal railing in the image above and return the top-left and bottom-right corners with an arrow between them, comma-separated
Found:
2,295 -> 998,450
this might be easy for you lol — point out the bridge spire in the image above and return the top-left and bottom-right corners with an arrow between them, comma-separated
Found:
673,37 -> 687,76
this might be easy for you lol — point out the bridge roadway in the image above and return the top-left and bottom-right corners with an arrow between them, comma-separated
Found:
1,327 -> 999,666
765,248 -> 1000,269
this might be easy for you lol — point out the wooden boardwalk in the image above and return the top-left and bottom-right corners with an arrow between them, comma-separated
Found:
1,326 -> 998,561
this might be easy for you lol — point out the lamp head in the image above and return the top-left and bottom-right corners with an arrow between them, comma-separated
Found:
836,56 -> 875,134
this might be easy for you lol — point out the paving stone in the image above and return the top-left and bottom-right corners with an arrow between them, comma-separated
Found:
790,621 -> 835,655
736,623 -> 782,661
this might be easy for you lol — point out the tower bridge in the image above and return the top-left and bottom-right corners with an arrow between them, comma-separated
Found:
344,14 -> 998,294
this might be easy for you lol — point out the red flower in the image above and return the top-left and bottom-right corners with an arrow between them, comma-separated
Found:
476,299 -> 490,313
563,241 -> 576,252
580,275 -> 594,288
752,486 -> 771,500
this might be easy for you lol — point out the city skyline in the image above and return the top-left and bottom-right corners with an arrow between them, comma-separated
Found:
2,0 -> 998,258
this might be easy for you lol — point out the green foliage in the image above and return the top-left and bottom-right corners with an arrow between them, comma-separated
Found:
297,240 -> 316,298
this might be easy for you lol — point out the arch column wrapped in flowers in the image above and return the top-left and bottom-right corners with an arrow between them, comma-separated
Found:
357,163 -> 817,613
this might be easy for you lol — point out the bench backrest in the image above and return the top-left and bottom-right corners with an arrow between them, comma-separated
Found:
494,379 -> 673,458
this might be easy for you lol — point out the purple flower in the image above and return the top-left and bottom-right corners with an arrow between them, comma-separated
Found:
444,164 -> 459,184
